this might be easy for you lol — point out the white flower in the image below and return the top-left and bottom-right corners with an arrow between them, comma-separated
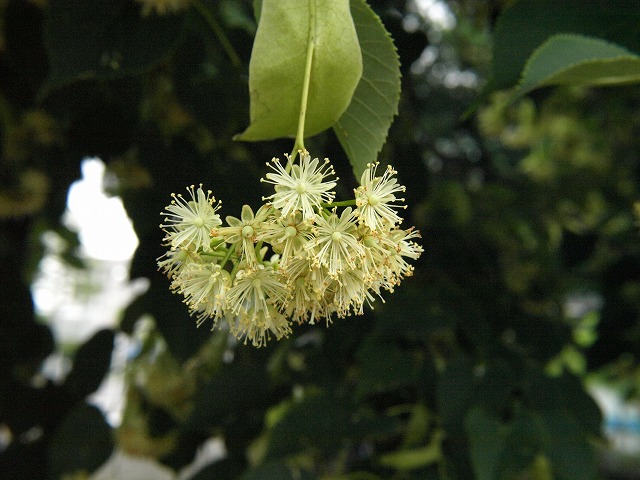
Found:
358,227 -> 403,294
213,204 -> 272,267
226,265 -> 288,317
355,163 -> 407,231
329,268 -> 376,317
258,212 -> 312,269
231,305 -> 292,347
173,263 -> 230,317
308,207 -> 364,278
161,185 -> 221,252
225,266 -> 291,347
283,259 -> 332,325
286,275 -> 317,324
157,247 -> 192,278
186,268 -> 231,328
380,227 -> 424,284
261,152 -> 337,219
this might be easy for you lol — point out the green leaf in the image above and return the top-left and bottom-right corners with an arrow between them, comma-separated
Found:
236,0 -> 362,141
264,393 -> 353,460
499,411 -> 547,477
465,408 -> 505,480
330,474 -> 383,480
241,461 -> 315,480
253,0 -> 263,23
436,356 -> 475,433
524,369 -> 602,437
375,284 -> 458,340
378,431 -> 442,470
541,412 -> 598,480
402,403 -> 431,448
64,329 -> 114,399
186,363 -> 271,431
48,403 -> 113,478
333,0 -> 401,179
511,34 -> 640,99
474,360 -> 516,413
491,0 -> 640,90
187,458 -> 236,480
261,391 -> 396,462
172,28 -> 248,137
42,0 -> 185,95
355,337 -> 416,398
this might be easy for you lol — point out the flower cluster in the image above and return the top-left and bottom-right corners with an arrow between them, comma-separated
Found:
158,152 -> 423,347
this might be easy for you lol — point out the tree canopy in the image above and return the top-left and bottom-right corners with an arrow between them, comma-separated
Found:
1,1 -> 640,479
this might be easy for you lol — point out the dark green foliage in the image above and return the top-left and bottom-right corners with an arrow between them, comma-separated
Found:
492,0 -> 640,90
436,356 -> 475,434
264,393 -> 355,460
2,1 -> 640,479
334,0 -> 401,177
186,362 -> 273,432
48,404 -> 114,478
43,0 -> 186,92
355,336 -> 418,399
241,461 -> 316,480
65,329 -> 114,400
186,458 -> 238,480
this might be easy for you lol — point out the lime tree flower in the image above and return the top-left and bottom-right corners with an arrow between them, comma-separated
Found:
226,266 -> 288,317
230,304 -> 292,347
157,152 -> 422,347
331,268 -> 375,317
226,266 -> 290,346
359,229 -> 389,283
285,273 -> 319,324
258,211 -> 312,269
172,262 -> 231,325
212,204 -> 272,268
383,227 -> 424,284
156,247 -> 192,279
308,207 -> 364,278
283,258 -> 331,325
355,163 -> 407,231
160,185 -> 222,252
261,152 -> 337,219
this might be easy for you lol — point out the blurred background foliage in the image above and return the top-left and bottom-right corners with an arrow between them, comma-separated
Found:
1,0 -> 640,479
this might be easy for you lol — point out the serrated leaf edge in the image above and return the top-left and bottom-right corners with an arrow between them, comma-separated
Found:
513,33 -> 640,99
334,0 -> 401,179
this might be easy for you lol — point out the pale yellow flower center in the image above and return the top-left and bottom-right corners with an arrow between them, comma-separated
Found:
285,226 -> 298,238
295,181 -> 307,194
363,235 -> 377,248
367,193 -> 381,206
332,231 -> 343,242
242,225 -> 254,238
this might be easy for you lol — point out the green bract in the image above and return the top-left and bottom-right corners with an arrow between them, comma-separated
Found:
236,0 -> 363,140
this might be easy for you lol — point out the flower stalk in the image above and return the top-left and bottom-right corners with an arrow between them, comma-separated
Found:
291,0 -> 318,162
